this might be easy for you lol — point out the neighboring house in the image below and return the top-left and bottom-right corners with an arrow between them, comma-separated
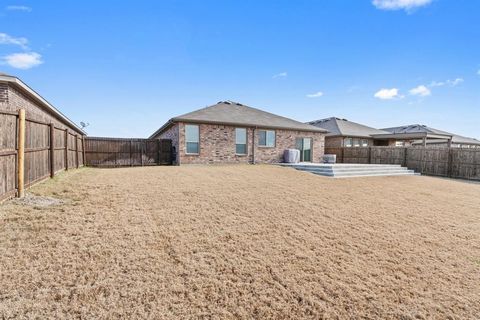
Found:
0,73 -> 86,200
378,124 -> 480,148
0,73 -> 85,135
307,117 -> 393,147
149,101 -> 328,164
308,118 -> 480,149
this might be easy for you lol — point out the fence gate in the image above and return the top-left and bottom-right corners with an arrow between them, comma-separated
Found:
159,139 -> 173,165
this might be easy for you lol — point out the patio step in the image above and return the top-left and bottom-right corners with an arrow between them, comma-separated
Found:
279,163 -> 417,178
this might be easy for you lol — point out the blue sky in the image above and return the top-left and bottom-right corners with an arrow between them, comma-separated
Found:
1,0 -> 479,138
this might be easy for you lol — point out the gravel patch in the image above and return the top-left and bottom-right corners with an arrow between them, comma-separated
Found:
10,193 -> 66,207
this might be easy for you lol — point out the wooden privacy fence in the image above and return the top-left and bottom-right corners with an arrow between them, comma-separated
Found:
325,146 -> 480,181
85,137 -> 172,167
0,109 -> 84,200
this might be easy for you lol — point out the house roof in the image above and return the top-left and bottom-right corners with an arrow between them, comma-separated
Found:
0,73 -> 86,135
150,101 -> 327,138
381,124 -> 480,145
308,117 -> 389,138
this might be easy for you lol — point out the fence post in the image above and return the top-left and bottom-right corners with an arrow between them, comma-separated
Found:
17,109 -> 26,198
50,123 -> 55,178
141,141 -> 144,166
403,147 -> 408,167
368,147 -> 372,164
82,136 -> 86,166
130,139 -> 133,166
341,147 -> 345,163
64,129 -> 69,171
158,139 -> 161,165
75,134 -> 79,168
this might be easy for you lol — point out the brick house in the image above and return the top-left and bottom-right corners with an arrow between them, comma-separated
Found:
1,73 -> 86,200
380,124 -> 480,148
308,117 -> 393,147
308,117 -> 480,149
0,73 -> 85,134
149,101 -> 327,164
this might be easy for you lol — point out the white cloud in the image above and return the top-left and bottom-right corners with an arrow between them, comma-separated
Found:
306,91 -> 324,98
374,88 -> 403,100
372,0 -> 433,11
447,78 -> 463,86
429,80 -> 445,87
1,52 -> 43,69
272,72 -> 287,79
0,32 -> 28,49
409,85 -> 431,97
6,5 -> 32,12
429,78 -> 464,87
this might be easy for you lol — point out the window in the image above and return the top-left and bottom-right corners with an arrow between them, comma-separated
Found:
185,124 -> 199,154
235,128 -> 247,154
258,130 -> 275,147
353,139 -> 360,147
361,139 -> 368,147
344,138 -> 353,147
395,141 -> 405,147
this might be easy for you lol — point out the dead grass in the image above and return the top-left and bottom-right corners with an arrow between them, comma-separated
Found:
0,165 -> 479,319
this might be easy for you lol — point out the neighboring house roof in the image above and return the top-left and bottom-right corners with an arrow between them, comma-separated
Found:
0,73 -> 86,135
381,124 -> 480,145
308,117 -> 389,138
150,101 -> 328,138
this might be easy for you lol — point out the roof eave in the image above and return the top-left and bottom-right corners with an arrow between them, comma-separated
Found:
371,132 -> 452,140
171,118 -> 328,133
148,119 -> 175,139
0,75 -> 86,135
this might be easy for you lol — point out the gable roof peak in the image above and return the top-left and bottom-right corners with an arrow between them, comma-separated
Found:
149,101 -> 328,138
309,116 -> 389,138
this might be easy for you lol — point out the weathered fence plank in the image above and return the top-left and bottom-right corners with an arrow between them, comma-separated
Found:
84,137 -> 172,167
325,146 -> 480,181
0,108 -> 85,201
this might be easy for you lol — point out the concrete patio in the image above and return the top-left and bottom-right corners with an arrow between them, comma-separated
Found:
279,163 -> 417,178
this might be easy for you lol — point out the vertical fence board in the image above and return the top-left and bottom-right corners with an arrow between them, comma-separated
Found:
325,146 -> 480,181
84,137 -> 172,167
0,109 -> 85,201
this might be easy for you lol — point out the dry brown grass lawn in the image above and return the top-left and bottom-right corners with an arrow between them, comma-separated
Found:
1,165 -> 479,319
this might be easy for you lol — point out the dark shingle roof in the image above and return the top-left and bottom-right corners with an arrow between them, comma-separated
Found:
151,101 -> 327,137
382,124 -> 480,145
308,117 -> 389,138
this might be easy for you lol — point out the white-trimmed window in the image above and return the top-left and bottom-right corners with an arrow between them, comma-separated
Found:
353,139 -> 360,147
361,139 -> 368,147
235,128 -> 247,155
395,141 -> 405,147
259,130 -> 275,147
185,124 -> 199,154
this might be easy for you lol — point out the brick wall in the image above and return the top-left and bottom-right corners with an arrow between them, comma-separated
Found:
253,128 -> 325,163
3,82 -> 82,133
166,122 -> 325,164
0,83 -> 8,104
325,136 -> 344,147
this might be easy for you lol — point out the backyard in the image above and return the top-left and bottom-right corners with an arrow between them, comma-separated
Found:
0,165 -> 479,319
